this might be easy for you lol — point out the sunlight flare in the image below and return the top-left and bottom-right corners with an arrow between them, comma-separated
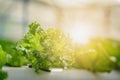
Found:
69,23 -> 94,44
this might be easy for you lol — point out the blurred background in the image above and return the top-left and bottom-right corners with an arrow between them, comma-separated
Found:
0,0 -> 120,42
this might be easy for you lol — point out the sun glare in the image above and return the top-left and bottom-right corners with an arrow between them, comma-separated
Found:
69,23 -> 93,44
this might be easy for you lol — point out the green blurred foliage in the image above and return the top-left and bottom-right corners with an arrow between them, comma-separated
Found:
0,70 -> 8,80
0,46 -> 8,80
0,39 -> 26,67
74,38 -> 120,72
0,45 -> 6,69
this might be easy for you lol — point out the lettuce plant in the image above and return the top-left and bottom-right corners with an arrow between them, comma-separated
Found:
0,39 -> 26,67
0,45 -> 8,80
17,22 -> 73,72
74,38 -> 120,72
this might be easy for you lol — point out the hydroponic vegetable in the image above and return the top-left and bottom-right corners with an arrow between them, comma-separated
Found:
0,39 -> 26,67
0,45 -> 6,68
0,45 -> 8,80
74,38 -> 120,72
17,22 -> 73,72
0,70 -> 8,80
6,48 -> 26,67
108,39 -> 120,70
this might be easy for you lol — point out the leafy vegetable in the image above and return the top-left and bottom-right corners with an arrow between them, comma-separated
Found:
17,22 -> 73,72
74,38 -> 120,72
108,39 -> 120,70
0,70 -> 8,80
0,45 -> 8,80
0,39 -> 26,67
0,45 -> 6,69
6,48 -> 26,67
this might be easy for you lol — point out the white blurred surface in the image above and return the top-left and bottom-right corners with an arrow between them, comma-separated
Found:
3,66 -> 120,80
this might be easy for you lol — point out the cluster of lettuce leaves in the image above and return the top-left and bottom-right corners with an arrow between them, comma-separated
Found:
17,22 -> 74,72
0,22 -> 120,74
0,46 -> 8,80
